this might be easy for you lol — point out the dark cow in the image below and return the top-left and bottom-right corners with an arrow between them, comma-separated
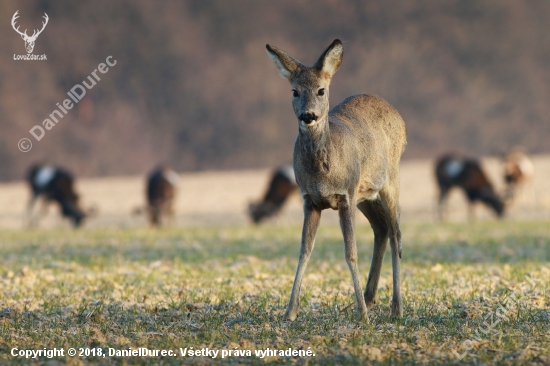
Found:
146,166 -> 179,227
503,147 -> 534,203
249,165 -> 298,224
435,153 -> 505,220
27,164 -> 86,227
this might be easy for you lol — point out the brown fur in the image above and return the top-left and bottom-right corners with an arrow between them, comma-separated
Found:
435,153 -> 504,220
146,167 -> 178,227
503,147 -> 534,203
26,164 -> 86,227
266,39 -> 407,321
248,166 -> 298,224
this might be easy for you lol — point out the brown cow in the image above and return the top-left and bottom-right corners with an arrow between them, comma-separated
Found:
146,166 -> 179,227
435,153 -> 505,220
249,165 -> 298,224
503,147 -> 534,204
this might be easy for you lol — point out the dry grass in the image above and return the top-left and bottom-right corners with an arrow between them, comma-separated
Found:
0,157 -> 549,364
0,222 -> 549,365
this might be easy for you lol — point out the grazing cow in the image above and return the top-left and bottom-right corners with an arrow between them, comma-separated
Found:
146,166 -> 179,227
435,153 -> 505,220
502,147 -> 534,204
27,164 -> 86,227
249,165 -> 298,224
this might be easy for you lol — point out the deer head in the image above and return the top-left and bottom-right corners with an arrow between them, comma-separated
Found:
12,11 -> 49,54
266,40 -> 343,129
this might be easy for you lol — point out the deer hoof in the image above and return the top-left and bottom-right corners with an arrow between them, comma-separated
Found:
391,303 -> 403,318
283,309 -> 298,321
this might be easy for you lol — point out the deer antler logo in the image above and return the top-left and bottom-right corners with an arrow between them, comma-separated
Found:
12,11 -> 49,54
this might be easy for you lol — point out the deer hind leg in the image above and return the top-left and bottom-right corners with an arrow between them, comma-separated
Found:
338,195 -> 368,321
379,186 -> 403,318
357,198 -> 389,311
284,197 -> 321,321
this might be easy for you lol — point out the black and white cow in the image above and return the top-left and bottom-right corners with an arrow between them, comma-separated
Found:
27,164 -> 86,227
435,153 -> 505,220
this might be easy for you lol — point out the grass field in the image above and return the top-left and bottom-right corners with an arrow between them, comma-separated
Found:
1,221 -> 549,365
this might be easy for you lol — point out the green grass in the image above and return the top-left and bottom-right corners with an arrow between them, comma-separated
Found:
0,221 -> 549,365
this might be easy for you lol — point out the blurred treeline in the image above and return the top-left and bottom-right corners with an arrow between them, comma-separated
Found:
1,0 -> 549,181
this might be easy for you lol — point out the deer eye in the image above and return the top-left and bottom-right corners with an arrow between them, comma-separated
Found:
318,88 -> 325,96
292,89 -> 299,98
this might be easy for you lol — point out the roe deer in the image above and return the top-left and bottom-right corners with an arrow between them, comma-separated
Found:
27,164 -> 86,227
502,147 -> 534,204
146,166 -> 179,227
266,39 -> 407,321
248,165 -> 298,224
435,153 -> 505,220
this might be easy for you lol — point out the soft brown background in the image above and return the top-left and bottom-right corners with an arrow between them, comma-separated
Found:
1,1 -> 549,181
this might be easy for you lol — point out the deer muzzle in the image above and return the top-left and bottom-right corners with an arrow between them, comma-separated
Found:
299,112 -> 318,125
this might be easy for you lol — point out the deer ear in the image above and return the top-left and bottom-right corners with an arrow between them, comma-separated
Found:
266,44 -> 303,81
314,39 -> 343,76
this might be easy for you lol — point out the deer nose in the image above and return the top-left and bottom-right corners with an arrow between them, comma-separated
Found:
299,112 -> 317,125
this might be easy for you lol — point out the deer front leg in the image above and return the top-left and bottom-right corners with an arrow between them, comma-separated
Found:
284,197 -> 321,321
338,195 -> 368,321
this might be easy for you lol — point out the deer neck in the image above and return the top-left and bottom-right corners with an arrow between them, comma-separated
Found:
297,116 -> 331,173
